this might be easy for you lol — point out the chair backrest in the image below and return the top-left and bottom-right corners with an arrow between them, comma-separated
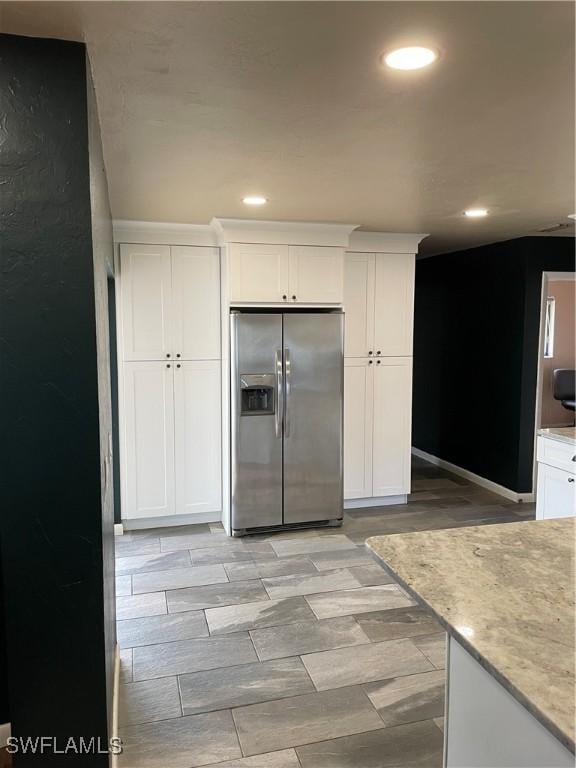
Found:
553,369 -> 576,401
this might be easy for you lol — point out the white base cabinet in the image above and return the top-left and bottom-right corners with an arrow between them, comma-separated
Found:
536,435 -> 576,520
123,361 -> 175,519
122,360 -> 221,521
344,357 -> 412,501
174,361 -> 221,516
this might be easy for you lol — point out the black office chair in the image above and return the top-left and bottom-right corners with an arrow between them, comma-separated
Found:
553,369 -> 576,412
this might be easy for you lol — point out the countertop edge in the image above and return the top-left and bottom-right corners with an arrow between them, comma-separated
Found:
365,540 -> 576,755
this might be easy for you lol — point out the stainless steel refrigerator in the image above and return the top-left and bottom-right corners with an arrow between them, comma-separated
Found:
230,311 -> 344,535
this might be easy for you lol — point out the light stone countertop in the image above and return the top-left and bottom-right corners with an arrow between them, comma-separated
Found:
366,519 -> 575,752
538,426 -> 576,446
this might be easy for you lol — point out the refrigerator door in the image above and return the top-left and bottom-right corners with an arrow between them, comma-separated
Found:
283,313 -> 344,525
231,313 -> 283,532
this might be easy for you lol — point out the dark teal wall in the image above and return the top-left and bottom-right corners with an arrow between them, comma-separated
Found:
0,33 -> 114,764
413,236 -> 575,493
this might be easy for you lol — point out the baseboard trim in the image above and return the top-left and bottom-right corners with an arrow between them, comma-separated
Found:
122,511 -> 222,531
114,523 -> 124,537
111,645 -> 120,768
411,447 -> 534,503
345,495 -> 407,509
0,723 -> 11,750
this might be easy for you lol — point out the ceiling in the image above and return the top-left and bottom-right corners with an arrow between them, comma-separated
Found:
1,1 -> 575,255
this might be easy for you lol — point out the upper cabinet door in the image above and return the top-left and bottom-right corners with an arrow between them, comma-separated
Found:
229,243 -> 289,303
372,357 -> 412,497
172,246 -> 220,360
289,246 -> 344,304
344,252 -> 375,357
120,244 -> 172,360
373,253 -> 415,357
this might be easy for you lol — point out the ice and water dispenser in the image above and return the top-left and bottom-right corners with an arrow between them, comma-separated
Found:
239,374 -> 275,416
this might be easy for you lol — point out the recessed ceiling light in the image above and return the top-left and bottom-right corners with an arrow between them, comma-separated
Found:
464,208 -> 489,218
242,196 -> 268,206
383,46 -> 438,71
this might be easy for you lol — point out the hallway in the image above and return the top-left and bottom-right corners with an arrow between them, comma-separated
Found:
116,458 -> 535,767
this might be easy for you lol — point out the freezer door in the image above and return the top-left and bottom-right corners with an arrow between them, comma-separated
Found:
231,313 -> 283,532
283,313 -> 344,525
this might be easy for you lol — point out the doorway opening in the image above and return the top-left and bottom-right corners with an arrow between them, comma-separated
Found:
533,271 -> 576,485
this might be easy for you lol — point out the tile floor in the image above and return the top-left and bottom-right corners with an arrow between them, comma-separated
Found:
116,457 -> 535,767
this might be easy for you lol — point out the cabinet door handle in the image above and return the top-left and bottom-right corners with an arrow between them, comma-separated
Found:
176,353 -> 181,358
376,360 -> 381,365
368,360 -> 373,365
283,295 -> 287,300
572,456 -> 576,462
368,350 -> 373,356
176,364 -> 181,369
377,350 -> 381,355
568,477 -> 575,483
166,353 -> 171,358
166,364 -> 171,369
292,295 -> 297,301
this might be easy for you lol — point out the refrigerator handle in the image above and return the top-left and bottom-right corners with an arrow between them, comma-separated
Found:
275,349 -> 283,439
283,347 -> 291,437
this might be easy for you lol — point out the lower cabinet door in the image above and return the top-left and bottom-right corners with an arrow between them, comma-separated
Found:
123,361 -> 175,519
372,358 -> 413,497
174,360 -> 222,515
344,358 -> 373,499
536,463 -> 576,519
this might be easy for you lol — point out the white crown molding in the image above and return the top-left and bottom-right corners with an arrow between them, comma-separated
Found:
113,219 -> 218,247
211,218 -> 359,247
348,230 -> 428,254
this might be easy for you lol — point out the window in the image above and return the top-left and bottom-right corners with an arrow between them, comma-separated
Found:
543,296 -> 556,358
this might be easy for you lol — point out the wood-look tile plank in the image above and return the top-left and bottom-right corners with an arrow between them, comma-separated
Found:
132,564 -> 228,594
117,592 -> 167,621
120,676 -> 182,726
117,710 -> 241,768
232,686 -> 383,756
305,584 -> 414,620
166,580 -> 268,613
206,596 -> 316,635
132,634 -> 257,681
250,616 -> 370,661
117,610 -> 208,649
295,719 -> 444,767
364,669 -> 445,727
179,658 -> 315,715
301,637 -> 433,690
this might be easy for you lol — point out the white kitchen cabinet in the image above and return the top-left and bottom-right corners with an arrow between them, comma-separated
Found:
229,243 -> 290,303
120,244 -> 172,361
228,243 -> 344,304
123,361 -> 175,519
344,359 -> 374,499
344,251 -> 415,357
372,358 -> 413,497
120,243 -> 220,361
175,360 -> 222,515
344,357 -> 412,501
536,463 -> 576,519
289,246 -> 343,304
344,253 -> 375,357
171,246 -> 220,360
373,253 -> 415,357
536,435 -> 576,520
118,242 -> 222,526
